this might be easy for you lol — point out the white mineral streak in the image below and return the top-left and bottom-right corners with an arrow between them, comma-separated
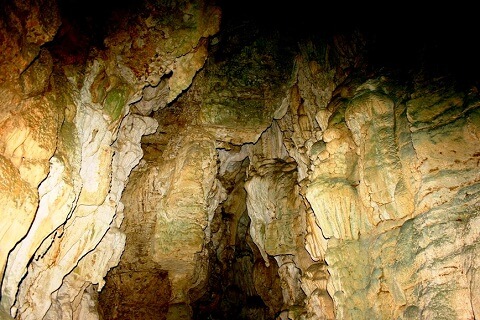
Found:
45,229 -> 126,320
0,156 -> 38,289
41,113 -> 157,320
11,101 -> 112,318
1,156 -> 77,312
6,57 -> 156,319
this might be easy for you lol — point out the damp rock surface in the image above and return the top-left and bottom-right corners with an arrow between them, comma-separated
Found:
0,0 -> 479,319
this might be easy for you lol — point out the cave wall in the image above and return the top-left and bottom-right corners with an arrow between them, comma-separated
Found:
0,0 -> 220,318
0,0 -> 479,319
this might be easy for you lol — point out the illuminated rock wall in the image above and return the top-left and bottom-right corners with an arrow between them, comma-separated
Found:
0,1 -> 478,319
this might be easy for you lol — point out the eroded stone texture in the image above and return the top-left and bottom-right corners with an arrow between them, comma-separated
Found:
323,79 -> 480,319
0,156 -> 38,283
268,34 -> 479,318
245,159 -> 301,265
150,131 -> 223,307
0,0 -> 60,83
198,27 -> 296,145
345,90 -> 415,224
326,185 -> 480,319
1,0 -> 479,319
0,0 -> 220,319
105,126 -> 226,318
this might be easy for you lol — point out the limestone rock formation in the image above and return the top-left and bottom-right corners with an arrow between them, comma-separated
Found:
1,0 -> 220,318
0,0 -> 478,319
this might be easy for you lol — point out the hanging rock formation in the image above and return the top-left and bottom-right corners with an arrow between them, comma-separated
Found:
0,0 -> 479,319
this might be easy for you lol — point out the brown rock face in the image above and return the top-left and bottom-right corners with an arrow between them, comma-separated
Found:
98,268 -> 171,320
0,1 -> 479,320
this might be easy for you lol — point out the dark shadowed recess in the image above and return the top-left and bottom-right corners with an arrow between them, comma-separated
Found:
217,0 -> 479,87
46,0 -> 478,87
57,0 -> 138,38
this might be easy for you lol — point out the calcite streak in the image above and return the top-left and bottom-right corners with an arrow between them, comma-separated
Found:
1,156 -> 76,312
0,156 -> 38,284
0,51 -> 158,318
11,108 -> 156,319
46,228 -> 126,320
